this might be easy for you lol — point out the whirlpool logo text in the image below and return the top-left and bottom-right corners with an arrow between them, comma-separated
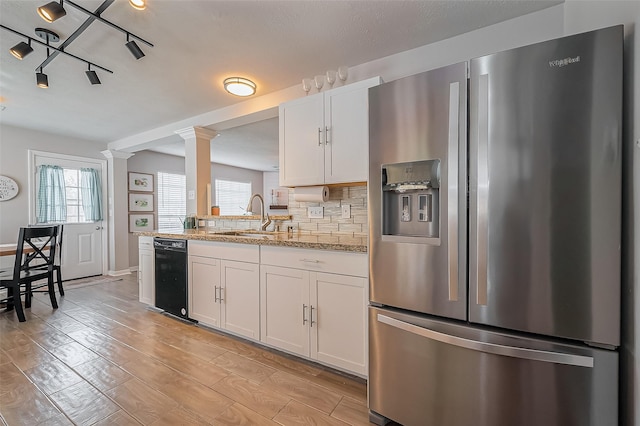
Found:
549,56 -> 581,68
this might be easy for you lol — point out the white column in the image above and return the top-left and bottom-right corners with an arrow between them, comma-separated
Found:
101,149 -> 134,276
175,127 -> 218,216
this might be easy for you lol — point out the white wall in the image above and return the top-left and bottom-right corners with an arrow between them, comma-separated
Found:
0,125 -> 108,243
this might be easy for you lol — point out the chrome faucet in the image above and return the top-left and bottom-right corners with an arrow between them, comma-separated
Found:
246,193 -> 271,231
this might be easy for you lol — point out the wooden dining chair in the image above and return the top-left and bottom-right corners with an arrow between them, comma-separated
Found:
28,224 -> 64,297
0,226 -> 58,322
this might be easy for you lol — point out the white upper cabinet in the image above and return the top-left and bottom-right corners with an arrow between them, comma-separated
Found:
279,77 -> 381,187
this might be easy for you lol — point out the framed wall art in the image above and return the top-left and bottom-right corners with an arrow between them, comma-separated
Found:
129,193 -> 154,212
128,172 -> 154,192
129,214 -> 154,232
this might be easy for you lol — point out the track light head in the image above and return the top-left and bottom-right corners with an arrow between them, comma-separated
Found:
125,39 -> 145,60
36,70 -> 49,88
37,1 -> 66,23
86,69 -> 101,85
10,40 -> 33,60
85,64 -> 102,84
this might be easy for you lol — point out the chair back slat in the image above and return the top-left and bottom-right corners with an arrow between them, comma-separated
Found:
15,226 -> 58,279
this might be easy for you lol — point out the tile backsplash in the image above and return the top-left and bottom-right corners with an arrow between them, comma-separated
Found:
206,185 -> 368,237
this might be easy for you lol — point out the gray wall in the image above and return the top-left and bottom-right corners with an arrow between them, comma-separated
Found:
127,150 -> 264,266
0,124 -> 108,243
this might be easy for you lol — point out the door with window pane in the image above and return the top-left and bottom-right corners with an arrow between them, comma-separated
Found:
61,168 -> 103,279
34,157 -> 104,280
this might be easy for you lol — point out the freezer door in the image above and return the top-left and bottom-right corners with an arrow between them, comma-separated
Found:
369,62 -> 467,320
369,307 -> 618,426
468,25 -> 622,346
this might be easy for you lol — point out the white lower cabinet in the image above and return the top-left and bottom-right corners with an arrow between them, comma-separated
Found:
189,256 -> 221,327
260,246 -> 368,376
311,272 -> 367,375
138,236 -> 155,305
188,241 -> 260,340
220,260 -> 260,339
260,265 -> 311,357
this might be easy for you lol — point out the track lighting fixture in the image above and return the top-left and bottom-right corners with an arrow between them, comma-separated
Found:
36,68 -> 49,88
129,0 -> 146,11
125,34 -> 145,60
224,77 -> 257,97
9,40 -> 33,60
2,25 -> 113,88
86,64 -> 101,85
37,1 -> 66,23
2,0 -> 152,88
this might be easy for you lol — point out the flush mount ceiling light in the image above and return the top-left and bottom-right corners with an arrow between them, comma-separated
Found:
2,0 -> 152,88
129,0 -> 146,10
9,40 -> 33,60
223,77 -> 256,97
37,0 -> 67,23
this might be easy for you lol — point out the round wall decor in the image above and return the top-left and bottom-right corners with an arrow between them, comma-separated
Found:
0,175 -> 19,201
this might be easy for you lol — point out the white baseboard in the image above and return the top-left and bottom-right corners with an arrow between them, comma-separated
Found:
105,269 -> 132,276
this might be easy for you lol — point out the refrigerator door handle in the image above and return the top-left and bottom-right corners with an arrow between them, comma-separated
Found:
476,73 -> 489,306
447,81 -> 459,301
377,314 -> 594,368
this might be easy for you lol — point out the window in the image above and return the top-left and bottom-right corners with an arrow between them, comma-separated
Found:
36,165 -> 103,224
64,168 -> 85,223
215,179 -> 252,215
157,172 -> 186,229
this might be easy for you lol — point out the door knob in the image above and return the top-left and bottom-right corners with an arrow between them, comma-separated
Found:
95,226 -> 102,230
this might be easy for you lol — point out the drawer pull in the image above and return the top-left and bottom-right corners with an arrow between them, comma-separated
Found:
299,258 -> 321,263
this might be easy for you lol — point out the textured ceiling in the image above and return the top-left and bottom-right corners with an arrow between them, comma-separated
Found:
0,0 -> 561,170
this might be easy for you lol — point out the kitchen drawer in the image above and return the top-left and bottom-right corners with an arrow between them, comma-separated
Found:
189,240 -> 259,263
260,246 -> 367,277
139,236 -> 153,250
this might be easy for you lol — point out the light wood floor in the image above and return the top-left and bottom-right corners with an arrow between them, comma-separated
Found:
0,274 -> 371,425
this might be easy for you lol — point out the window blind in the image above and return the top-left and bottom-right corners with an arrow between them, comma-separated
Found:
215,179 -> 252,216
157,172 -> 186,229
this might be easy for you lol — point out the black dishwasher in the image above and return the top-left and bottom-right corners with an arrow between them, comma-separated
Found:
154,238 -> 188,319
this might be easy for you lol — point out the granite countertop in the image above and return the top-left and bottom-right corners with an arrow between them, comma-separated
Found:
137,229 -> 367,253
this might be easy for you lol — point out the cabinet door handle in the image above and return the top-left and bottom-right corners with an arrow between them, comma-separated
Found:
325,126 -> 330,144
299,258 -> 321,263
310,305 -> 316,327
214,286 -> 219,303
317,127 -> 322,146
219,287 -> 224,303
302,304 -> 308,325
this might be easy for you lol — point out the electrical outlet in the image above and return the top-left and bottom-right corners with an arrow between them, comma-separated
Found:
341,204 -> 351,219
308,206 -> 324,218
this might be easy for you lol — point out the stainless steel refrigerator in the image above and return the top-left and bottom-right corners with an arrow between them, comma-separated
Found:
368,25 -> 622,426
